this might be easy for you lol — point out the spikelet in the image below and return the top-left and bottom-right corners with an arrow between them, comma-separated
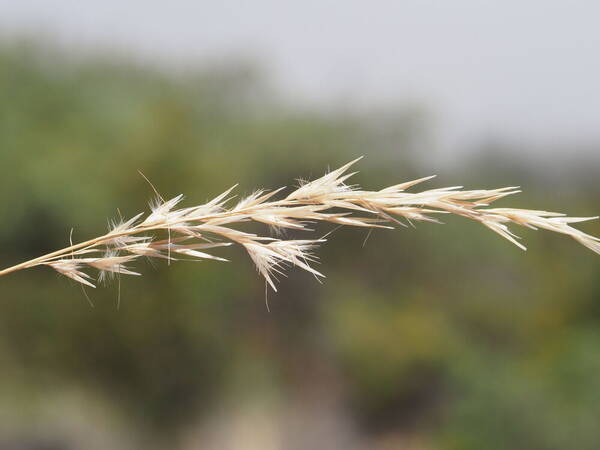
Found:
45,260 -> 96,288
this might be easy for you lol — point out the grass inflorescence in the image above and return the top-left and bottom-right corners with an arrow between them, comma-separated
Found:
0,157 -> 598,289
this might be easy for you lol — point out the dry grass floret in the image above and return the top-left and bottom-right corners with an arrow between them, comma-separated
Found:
1,157 -> 598,289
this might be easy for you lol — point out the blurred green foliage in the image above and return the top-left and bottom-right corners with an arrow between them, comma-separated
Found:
0,41 -> 599,449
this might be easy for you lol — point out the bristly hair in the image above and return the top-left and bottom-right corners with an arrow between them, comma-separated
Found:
0,157 -> 598,290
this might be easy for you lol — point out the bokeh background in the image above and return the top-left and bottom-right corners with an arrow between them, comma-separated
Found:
1,2 -> 600,449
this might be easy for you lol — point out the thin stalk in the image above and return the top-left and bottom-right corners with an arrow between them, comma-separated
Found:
0,235 -> 111,277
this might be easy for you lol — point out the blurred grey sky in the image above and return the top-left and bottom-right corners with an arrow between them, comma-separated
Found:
1,0 -> 599,160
